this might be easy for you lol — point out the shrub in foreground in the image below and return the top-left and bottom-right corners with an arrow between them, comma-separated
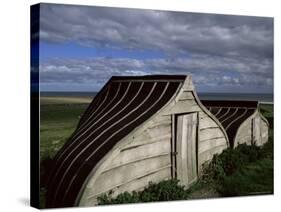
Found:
203,142 -> 273,197
97,179 -> 190,205
217,159 -> 273,196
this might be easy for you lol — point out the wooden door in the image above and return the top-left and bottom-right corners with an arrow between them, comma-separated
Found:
175,113 -> 198,187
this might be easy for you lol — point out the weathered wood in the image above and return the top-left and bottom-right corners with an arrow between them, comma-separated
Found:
199,137 -> 226,154
199,111 -> 209,119
234,118 -> 252,147
253,115 -> 262,146
165,99 -> 201,115
150,114 -> 171,123
147,121 -> 171,130
91,167 -> 171,202
200,126 -> 220,132
176,115 -> 184,182
200,128 -> 224,142
171,114 -> 176,179
92,154 -> 171,196
123,134 -> 171,150
125,123 -> 171,145
190,113 -> 197,184
233,109 -> 269,148
178,91 -> 194,101
105,140 -> 171,171
261,119 -> 268,145
137,122 -> 171,139
82,167 -> 171,206
199,117 -> 219,130
111,168 -> 170,197
176,113 -> 197,187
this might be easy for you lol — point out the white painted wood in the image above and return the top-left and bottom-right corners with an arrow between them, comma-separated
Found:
176,113 -> 198,187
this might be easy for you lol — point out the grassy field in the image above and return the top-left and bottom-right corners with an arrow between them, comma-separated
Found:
40,96 -> 91,161
40,96 -> 92,105
39,96 -> 273,207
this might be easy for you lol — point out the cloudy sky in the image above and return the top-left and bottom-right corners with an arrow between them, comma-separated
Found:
38,3 -> 273,93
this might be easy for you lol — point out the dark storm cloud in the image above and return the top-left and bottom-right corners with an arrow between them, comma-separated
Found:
39,3 -> 273,92
40,4 -> 273,59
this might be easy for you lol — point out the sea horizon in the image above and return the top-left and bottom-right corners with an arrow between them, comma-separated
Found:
40,91 -> 273,103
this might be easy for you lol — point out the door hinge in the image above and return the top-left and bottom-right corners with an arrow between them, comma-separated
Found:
171,152 -> 178,156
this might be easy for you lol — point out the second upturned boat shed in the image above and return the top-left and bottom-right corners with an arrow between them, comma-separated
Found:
202,100 -> 269,148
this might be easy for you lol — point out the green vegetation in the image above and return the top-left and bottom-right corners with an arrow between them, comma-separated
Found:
98,179 -> 206,205
202,140 -> 273,197
39,97 -> 91,208
40,96 -> 92,105
216,159 -> 273,196
40,103 -> 89,160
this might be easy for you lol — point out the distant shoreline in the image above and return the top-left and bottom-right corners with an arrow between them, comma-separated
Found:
259,101 -> 274,105
40,92 -> 273,104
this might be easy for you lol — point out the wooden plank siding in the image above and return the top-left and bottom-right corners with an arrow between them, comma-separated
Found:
80,168 -> 171,206
79,112 -> 173,205
261,118 -> 269,145
197,111 -> 228,171
92,155 -> 171,196
234,117 -> 252,147
234,110 -> 269,148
